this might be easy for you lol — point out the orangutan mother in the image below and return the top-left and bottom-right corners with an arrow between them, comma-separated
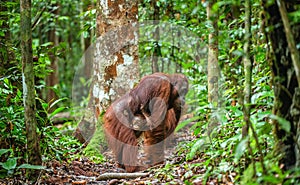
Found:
103,73 -> 188,172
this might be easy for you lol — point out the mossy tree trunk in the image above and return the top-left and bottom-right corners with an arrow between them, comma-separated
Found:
242,0 -> 266,174
263,0 -> 300,170
20,0 -> 42,178
242,0 -> 253,139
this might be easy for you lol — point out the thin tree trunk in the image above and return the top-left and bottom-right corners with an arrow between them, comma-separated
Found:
151,0 -> 160,73
207,0 -> 219,137
175,30 -> 181,73
0,0 -> 15,73
80,1 -> 85,54
81,0 -> 93,78
20,0 -> 42,178
242,0 -> 253,169
242,0 -> 266,175
90,0 -> 95,43
276,0 -> 300,85
207,0 -> 219,106
46,3 -> 59,107
0,0 -> 17,149
161,58 -> 164,72
242,0 -> 253,139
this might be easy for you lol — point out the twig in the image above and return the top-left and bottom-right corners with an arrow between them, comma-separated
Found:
96,172 -> 149,181
34,163 -> 45,185
32,7 -> 46,30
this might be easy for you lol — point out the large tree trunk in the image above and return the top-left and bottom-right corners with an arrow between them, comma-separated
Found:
20,0 -> 42,178
263,0 -> 300,170
276,0 -> 300,168
74,0 -> 139,143
94,0 -> 139,112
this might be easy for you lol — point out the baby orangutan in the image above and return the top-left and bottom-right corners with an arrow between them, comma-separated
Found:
103,73 -> 188,172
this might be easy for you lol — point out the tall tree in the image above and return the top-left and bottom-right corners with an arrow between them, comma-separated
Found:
263,0 -> 300,170
74,0 -> 139,142
46,3 -> 59,107
0,0 -> 15,74
151,0 -> 160,73
242,0 -> 266,175
276,0 -> 300,84
242,0 -> 253,139
95,0 -> 139,111
206,0 -> 219,136
276,0 -> 300,168
207,0 -> 219,106
20,0 -> 42,177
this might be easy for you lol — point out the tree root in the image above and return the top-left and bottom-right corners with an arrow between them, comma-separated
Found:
96,172 -> 149,181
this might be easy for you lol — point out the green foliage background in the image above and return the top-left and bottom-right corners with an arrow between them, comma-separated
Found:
1,0 -> 299,184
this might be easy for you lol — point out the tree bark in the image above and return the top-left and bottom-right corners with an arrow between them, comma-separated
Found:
276,0 -> 300,85
46,3 -> 59,108
276,0 -> 300,168
207,0 -> 219,106
0,0 -> 15,74
151,0 -> 160,73
243,0 -> 266,174
95,0 -> 139,110
242,0 -> 253,138
74,0 -> 139,143
20,0 -> 42,178
206,0 -> 219,137
263,0 -> 300,170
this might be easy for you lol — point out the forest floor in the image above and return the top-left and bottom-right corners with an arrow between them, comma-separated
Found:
1,121 -> 234,185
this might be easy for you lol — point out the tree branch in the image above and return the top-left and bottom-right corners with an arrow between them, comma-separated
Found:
96,172 -> 149,181
276,0 -> 300,85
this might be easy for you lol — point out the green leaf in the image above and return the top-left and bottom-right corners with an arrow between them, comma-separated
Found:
17,164 -> 46,170
42,102 -> 48,110
269,114 -> 291,133
186,137 -> 207,160
259,175 -> 281,184
0,149 -> 11,157
49,97 -> 67,109
1,158 -> 17,170
40,42 -> 53,47
49,107 -> 65,119
145,46 -> 152,51
175,115 -> 201,132
156,1 -> 160,7
91,9 -> 96,14
234,137 -> 248,163
241,163 -> 255,184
